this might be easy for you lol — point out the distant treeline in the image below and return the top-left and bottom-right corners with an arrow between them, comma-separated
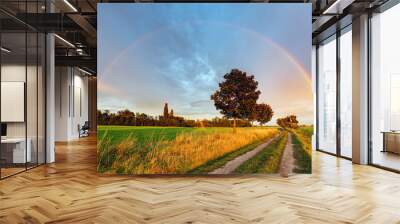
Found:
277,115 -> 299,129
97,109 -> 252,127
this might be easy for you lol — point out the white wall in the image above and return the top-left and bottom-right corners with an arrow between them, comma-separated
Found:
1,65 -> 42,137
72,73 -> 89,138
55,66 -> 69,141
1,65 -> 27,139
55,67 -> 89,141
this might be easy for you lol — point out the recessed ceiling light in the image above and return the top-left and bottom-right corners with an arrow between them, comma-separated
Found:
323,0 -> 342,14
1,47 -> 11,53
54,34 -> 75,48
323,0 -> 354,15
78,67 -> 93,76
63,0 -> 78,12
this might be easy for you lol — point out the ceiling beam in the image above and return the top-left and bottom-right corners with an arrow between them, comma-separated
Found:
323,0 -> 356,14
67,13 -> 97,45
55,55 -> 96,73
9,13 -> 82,32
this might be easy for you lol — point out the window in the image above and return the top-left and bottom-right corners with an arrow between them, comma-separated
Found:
371,3 -> 400,171
317,35 -> 337,154
339,27 -> 352,158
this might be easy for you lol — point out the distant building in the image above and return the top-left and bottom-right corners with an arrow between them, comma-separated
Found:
163,103 -> 169,118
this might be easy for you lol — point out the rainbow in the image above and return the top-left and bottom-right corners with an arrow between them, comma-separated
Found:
101,20 -> 312,88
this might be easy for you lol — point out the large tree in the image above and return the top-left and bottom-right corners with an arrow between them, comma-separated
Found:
211,69 -> 261,132
254,103 -> 273,125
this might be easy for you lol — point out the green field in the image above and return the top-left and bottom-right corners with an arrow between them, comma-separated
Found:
98,126 -> 231,144
97,125 -> 279,174
97,126 -> 274,144
296,126 -> 313,138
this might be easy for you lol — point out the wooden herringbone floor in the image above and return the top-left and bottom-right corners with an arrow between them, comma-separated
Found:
1,136 -> 400,224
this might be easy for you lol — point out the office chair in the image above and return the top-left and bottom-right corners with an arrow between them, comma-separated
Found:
79,121 -> 90,138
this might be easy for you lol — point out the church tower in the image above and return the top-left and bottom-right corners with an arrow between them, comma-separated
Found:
163,103 -> 169,118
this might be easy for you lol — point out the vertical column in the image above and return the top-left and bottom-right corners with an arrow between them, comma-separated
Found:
46,33 -> 55,163
336,31 -> 341,156
312,45 -> 317,150
352,14 -> 369,164
46,1 -> 55,163
315,45 -> 320,151
88,77 -> 97,133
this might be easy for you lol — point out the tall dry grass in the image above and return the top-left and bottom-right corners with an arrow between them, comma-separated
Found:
98,128 -> 278,174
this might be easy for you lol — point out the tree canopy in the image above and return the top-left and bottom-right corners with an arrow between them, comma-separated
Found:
211,69 -> 261,121
211,69 -> 273,129
253,103 -> 273,125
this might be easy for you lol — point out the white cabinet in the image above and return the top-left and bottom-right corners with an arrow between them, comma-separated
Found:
1,138 -> 32,163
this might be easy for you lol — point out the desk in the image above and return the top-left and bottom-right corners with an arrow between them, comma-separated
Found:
1,138 -> 31,163
382,131 -> 400,154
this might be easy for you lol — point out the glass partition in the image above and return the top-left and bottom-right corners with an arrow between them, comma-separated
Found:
38,32 -> 46,165
1,31 -> 28,177
0,2 -> 46,179
27,31 -> 38,169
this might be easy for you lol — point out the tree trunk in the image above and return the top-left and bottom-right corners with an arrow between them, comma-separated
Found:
233,118 -> 237,133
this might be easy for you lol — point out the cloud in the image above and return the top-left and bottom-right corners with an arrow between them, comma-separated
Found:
271,99 -> 314,125
178,111 -> 218,117
163,53 -> 218,88
98,80 -> 123,97
190,100 -> 211,108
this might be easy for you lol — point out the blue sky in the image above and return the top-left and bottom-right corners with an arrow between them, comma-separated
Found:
98,3 -> 313,124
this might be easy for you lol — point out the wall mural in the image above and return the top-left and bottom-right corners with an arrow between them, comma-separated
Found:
97,3 -> 313,175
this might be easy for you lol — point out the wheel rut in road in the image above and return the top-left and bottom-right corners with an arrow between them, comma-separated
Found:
279,133 -> 295,177
209,136 -> 278,174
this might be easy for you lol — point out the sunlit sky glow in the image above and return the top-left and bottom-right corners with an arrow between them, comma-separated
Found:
98,3 -> 313,124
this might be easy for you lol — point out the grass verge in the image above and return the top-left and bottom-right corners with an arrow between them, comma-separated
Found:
291,127 -> 312,173
234,132 -> 288,174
